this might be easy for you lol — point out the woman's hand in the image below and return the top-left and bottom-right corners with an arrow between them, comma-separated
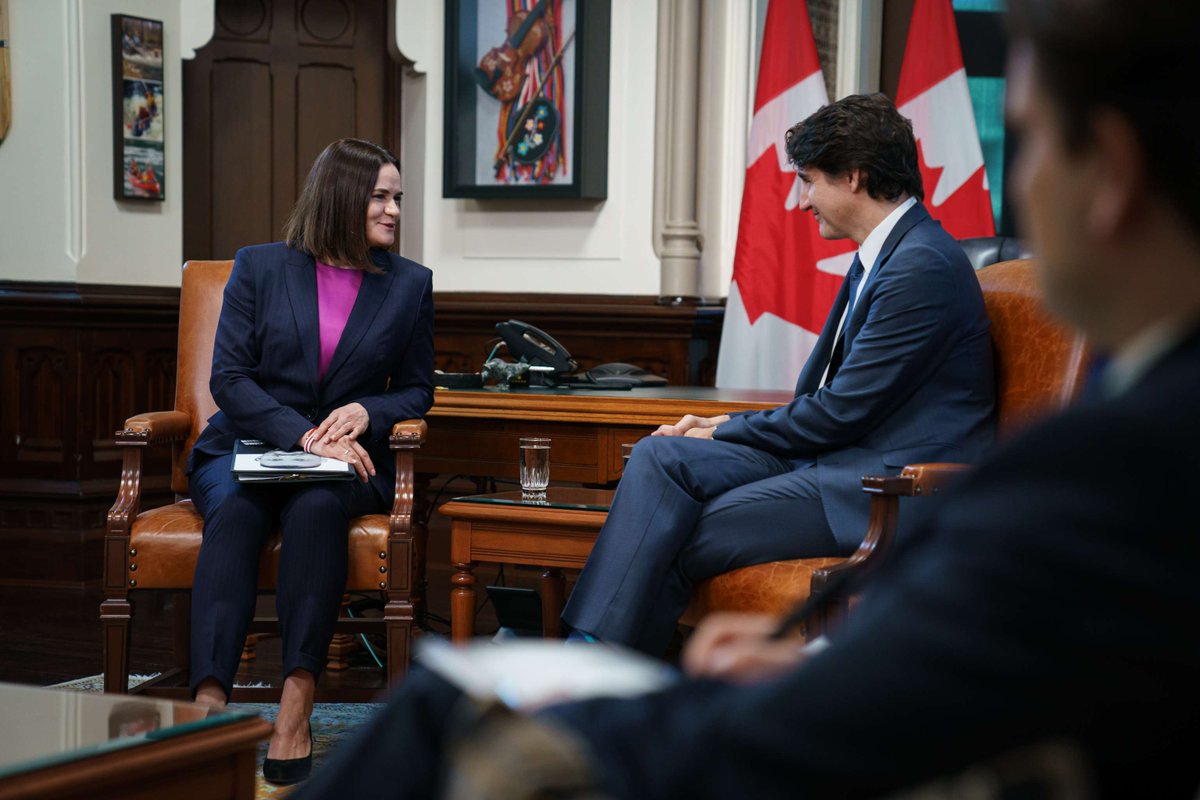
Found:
309,435 -> 375,483
313,402 -> 370,445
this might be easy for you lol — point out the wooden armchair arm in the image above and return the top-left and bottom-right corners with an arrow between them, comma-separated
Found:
116,410 -> 192,446
385,419 -> 428,680
861,462 -> 969,497
107,410 -> 192,543
806,462 -> 970,639
390,418 -> 428,448
388,418 -> 428,528
389,418 -> 428,532
388,420 -> 427,568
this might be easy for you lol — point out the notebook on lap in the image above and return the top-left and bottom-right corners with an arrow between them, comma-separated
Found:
231,439 -> 355,483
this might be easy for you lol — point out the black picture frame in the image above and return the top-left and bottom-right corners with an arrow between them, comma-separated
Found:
111,14 -> 165,202
443,0 -> 610,200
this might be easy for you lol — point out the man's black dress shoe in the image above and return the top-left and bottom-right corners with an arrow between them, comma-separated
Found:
263,721 -> 313,786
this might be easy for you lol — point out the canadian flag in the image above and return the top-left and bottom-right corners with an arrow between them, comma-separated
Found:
897,0 -> 995,239
716,0 -> 853,390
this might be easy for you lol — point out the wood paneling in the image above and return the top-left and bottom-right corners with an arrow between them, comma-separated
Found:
0,283 -> 180,586
0,280 -> 725,587
183,0 -> 402,261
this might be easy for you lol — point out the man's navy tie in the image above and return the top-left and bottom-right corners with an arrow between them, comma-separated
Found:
824,255 -> 865,385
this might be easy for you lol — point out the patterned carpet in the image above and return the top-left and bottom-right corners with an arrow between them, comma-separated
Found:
51,674 -> 382,799
241,702 -> 382,798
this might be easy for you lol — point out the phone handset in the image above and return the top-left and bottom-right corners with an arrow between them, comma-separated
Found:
495,320 -> 578,374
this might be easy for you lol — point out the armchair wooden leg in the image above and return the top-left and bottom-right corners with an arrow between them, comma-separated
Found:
540,568 -> 565,638
412,475 -> 431,628
326,594 -> 358,671
414,523 -> 429,628
240,634 -> 260,663
384,597 -> 414,687
326,635 -> 357,671
173,593 -> 191,672
101,598 -> 133,694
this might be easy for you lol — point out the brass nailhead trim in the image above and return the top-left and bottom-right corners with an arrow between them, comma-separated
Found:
379,551 -> 386,559
379,565 -> 388,573
129,579 -> 137,587
129,563 -> 137,572
379,581 -> 386,589
129,548 -> 137,557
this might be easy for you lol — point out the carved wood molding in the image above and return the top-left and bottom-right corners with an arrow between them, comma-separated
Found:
434,291 -> 723,331
0,281 -> 182,320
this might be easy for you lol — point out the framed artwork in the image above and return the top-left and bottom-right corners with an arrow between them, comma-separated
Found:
443,0 -> 610,199
111,14 -> 164,201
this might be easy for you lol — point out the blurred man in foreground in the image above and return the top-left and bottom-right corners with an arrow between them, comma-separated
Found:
296,0 -> 1200,795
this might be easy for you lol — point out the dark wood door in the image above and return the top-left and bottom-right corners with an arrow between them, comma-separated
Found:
183,0 -> 402,260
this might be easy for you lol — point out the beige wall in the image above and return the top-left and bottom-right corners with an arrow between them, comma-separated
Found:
0,0 -> 183,286
0,0 -> 659,294
404,1 -> 660,295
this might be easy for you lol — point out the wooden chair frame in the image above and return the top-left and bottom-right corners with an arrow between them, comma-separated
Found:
100,258 -> 429,701
805,463 -> 967,639
101,415 -> 426,700
683,259 -> 1090,640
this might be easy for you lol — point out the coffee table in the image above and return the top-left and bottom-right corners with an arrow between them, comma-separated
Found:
438,488 -> 613,641
0,681 -> 272,800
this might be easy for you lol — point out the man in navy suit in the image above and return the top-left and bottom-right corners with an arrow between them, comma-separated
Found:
563,93 -> 996,654
294,1 -> 1200,796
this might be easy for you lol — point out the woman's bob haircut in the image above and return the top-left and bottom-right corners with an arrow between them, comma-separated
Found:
283,138 -> 401,272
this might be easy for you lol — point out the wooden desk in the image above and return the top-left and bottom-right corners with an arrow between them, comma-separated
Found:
420,386 -> 791,484
438,489 -> 614,641
0,682 -> 272,800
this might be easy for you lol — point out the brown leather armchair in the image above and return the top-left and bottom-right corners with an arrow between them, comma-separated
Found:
101,260 -> 427,698
682,259 -> 1089,637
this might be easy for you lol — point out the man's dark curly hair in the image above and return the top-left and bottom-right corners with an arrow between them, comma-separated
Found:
784,93 -> 923,203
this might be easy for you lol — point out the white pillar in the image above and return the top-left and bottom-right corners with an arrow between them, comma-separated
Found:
652,0 -> 703,301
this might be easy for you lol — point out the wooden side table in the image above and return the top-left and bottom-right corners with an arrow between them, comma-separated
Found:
438,488 -> 613,641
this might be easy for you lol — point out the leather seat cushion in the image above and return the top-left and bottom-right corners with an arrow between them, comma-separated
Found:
127,500 -> 391,590
680,556 -> 847,626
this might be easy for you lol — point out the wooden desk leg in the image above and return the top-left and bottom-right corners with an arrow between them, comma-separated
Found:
451,562 -> 477,642
540,568 -> 565,639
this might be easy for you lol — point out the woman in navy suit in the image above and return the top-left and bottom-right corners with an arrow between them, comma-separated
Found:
186,138 -> 434,784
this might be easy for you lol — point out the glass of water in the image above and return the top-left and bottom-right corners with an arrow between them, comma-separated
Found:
519,437 -> 551,496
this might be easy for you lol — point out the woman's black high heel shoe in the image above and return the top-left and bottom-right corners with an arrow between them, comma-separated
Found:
263,719 -> 313,785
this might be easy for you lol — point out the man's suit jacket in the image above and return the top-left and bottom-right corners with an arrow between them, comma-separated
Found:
189,242 -> 435,503
714,203 -> 995,546
552,327 -> 1200,799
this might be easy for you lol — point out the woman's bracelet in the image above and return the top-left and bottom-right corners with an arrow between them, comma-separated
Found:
301,428 -> 319,453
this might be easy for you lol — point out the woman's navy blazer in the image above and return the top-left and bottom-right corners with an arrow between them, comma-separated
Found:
189,242 -> 435,502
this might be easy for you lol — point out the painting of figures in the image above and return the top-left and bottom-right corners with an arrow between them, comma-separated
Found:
112,14 -> 165,200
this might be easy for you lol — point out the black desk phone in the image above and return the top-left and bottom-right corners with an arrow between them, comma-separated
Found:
496,320 -> 667,388
433,320 -> 668,390
496,320 -> 578,374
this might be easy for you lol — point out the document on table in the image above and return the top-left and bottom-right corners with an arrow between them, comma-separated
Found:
416,638 -> 678,711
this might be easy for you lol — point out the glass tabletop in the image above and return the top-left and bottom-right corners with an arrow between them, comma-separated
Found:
0,681 -> 258,779
451,487 -> 614,511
